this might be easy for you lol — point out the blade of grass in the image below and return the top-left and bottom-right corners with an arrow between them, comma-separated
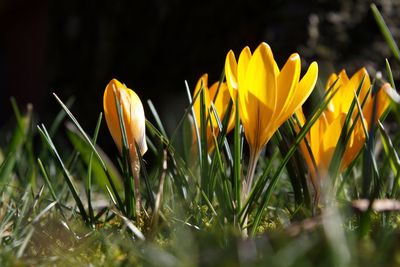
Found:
66,123 -> 123,190
147,99 -> 168,138
135,142 -> 155,209
184,80 -> 202,165
37,158 -> 66,217
86,112 -> 103,224
371,3 -> 400,61
199,80 -> 210,198
53,93 -> 124,211
113,90 -> 136,218
379,122 -> 400,198
233,97 -> 241,219
358,80 -> 385,238
0,99 -> 31,183
37,124 -> 89,223
385,59 -> 396,90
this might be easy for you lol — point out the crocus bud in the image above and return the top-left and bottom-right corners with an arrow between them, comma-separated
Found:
103,79 -> 147,160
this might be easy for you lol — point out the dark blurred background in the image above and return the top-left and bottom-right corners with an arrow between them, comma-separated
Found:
1,0 -> 399,153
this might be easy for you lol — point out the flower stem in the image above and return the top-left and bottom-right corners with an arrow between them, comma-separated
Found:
131,157 -> 141,218
241,148 -> 261,236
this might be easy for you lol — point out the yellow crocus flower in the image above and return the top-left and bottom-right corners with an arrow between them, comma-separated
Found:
193,73 -> 235,152
103,78 -> 147,161
225,42 -> 318,199
296,68 -> 391,193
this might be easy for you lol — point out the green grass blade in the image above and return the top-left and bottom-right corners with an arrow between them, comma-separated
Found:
361,80 -> 380,198
66,124 -> 123,190
53,93 -> 108,170
199,81 -> 210,198
86,112 -> 103,223
135,142 -> 155,209
233,97 -> 242,217
0,99 -> 31,183
53,93 -> 124,211
371,3 -> 400,61
114,91 -> 136,218
0,151 -> 16,183
147,99 -> 168,138
379,122 -> 400,197
37,158 -> 59,203
385,59 -> 396,90
184,80 -> 202,165
37,124 -> 89,223
49,97 -> 75,137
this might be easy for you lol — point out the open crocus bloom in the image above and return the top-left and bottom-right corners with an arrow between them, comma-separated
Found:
103,78 -> 147,161
225,42 -> 318,156
193,73 -> 235,152
296,68 -> 391,189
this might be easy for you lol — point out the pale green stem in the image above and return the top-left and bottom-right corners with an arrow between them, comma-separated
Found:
242,149 -> 261,202
131,157 -> 141,218
241,148 -> 261,237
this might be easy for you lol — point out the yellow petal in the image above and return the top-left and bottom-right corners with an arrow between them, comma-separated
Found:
238,46 -> 252,92
285,61 -> 318,115
339,68 -> 370,114
326,73 -> 339,92
104,79 -> 123,151
355,68 -> 371,104
376,83 -> 391,119
275,53 -> 301,122
342,121 -> 365,170
338,69 -> 350,83
246,44 -> 277,148
245,43 -> 277,113
363,82 -> 390,126
210,82 -> 235,133
124,89 -> 148,155
225,50 -> 238,100
237,47 -> 252,124
309,114 -> 321,163
320,114 -> 344,170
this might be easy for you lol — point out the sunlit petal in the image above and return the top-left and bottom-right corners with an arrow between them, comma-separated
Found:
275,53 -> 301,120
225,50 -> 239,100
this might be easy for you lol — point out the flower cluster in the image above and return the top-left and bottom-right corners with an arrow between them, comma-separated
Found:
296,68 -> 391,194
102,42 -> 392,204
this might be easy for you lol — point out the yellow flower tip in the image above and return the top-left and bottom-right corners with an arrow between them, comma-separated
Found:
380,82 -> 394,108
103,78 -> 147,159
200,73 -> 209,85
225,50 -> 239,99
288,53 -> 300,62
194,73 -> 209,95
257,42 -> 270,52
306,61 -> 318,86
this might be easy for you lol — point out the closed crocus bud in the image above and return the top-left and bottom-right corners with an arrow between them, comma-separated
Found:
103,79 -> 147,161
